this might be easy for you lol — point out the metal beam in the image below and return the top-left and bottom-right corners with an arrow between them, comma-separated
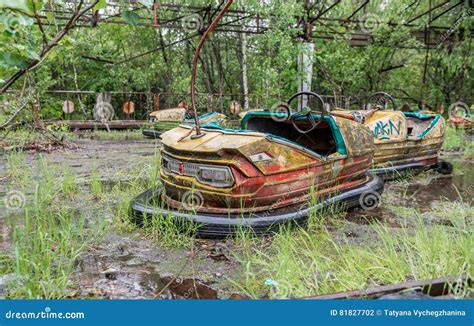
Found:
310,0 -> 341,23
430,0 -> 464,23
346,0 -> 369,21
407,0 -> 450,24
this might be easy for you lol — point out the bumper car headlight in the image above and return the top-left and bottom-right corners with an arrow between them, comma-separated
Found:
198,166 -> 234,187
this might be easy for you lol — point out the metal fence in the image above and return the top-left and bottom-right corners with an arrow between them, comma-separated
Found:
3,90 -> 464,121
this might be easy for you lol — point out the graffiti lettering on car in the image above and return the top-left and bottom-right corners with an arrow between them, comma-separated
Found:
373,119 -> 402,140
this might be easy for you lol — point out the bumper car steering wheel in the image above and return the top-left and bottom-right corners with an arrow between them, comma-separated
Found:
365,92 -> 396,111
287,91 -> 327,134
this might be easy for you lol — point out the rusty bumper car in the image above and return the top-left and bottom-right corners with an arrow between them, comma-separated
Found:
132,92 -> 384,236
143,107 -> 187,139
333,92 -> 452,179
143,109 -> 227,139
447,102 -> 472,131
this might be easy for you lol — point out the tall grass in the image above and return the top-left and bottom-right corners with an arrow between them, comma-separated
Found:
37,156 -> 57,206
7,184 -> 105,298
71,130 -> 144,141
233,200 -> 472,299
4,158 -> 105,298
61,165 -> 77,197
143,211 -> 197,249
90,170 -> 103,197
443,126 -> 467,151
109,148 -> 197,248
148,147 -> 161,188
6,151 -> 29,186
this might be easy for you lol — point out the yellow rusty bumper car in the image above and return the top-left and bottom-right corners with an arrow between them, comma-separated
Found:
333,92 -> 453,179
143,109 -> 227,139
132,92 -> 384,236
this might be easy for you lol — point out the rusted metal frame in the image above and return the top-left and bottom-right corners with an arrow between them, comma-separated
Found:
345,0 -> 369,21
310,0 -> 341,24
304,277 -> 471,299
429,0 -> 464,24
158,8 -> 209,28
39,1 -> 471,32
97,5 -> 144,22
96,5 -> 206,26
32,20 -> 267,35
50,1 -> 252,17
215,13 -> 254,29
148,7 -> 208,26
190,0 -> 234,137
114,32 -> 200,65
35,5 -> 471,33
407,0 -> 450,24
44,11 -> 263,33
318,16 -> 471,31
312,34 -> 447,50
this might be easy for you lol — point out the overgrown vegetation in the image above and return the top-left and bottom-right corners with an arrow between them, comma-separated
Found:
444,126 -> 468,151
233,199 -> 472,299
4,166 -> 106,298
110,150 -> 197,249
1,1 -> 472,122
1,138 -> 472,299
0,0 -> 472,300
443,126 -> 473,160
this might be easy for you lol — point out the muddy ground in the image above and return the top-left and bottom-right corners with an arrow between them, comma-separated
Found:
0,137 -> 472,299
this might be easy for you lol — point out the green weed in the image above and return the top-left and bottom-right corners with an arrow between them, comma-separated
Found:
233,200 -> 472,299
90,170 -> 103,197
61,165 -> 77,197
7,186 -> 105,299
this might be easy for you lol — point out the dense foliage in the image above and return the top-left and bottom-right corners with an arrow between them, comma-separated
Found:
0,0 -> 472,119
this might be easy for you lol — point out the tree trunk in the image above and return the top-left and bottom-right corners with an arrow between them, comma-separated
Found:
239,25 -> 249,111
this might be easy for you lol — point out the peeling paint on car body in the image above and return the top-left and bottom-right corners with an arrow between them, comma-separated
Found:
334,109 -> 446,174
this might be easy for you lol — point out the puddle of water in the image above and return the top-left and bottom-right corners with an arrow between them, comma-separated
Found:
399,159 -> 473,204
72,248 -> 220,299
346,157 -> 473,225
141,273 -> 218,299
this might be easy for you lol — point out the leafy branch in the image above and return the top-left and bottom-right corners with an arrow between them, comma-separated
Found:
0,0 -> 99,94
